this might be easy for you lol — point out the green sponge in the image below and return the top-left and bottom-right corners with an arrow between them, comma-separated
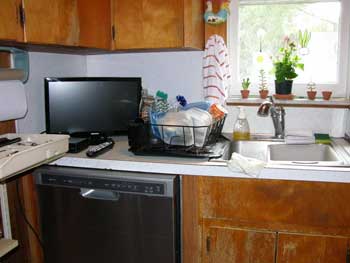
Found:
314,133 -> 331,144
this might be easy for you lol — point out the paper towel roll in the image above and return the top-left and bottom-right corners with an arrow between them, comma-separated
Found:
0,80 -> 27,121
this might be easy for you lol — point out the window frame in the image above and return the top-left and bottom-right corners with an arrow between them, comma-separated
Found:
227,0 -> 350,97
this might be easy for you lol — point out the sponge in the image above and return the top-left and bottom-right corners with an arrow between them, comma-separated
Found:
314,133 -> 331,144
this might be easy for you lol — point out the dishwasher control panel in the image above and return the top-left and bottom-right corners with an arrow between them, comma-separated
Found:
41,174 -> 165,195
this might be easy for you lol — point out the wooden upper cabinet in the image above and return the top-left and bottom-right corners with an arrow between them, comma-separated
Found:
23,0 -> 79,46
277,233 -> 348,263
23,0 -> 111,49
77,0 -> 111,49
203,226 -> 276,263
0,0 -> 24,42
112,0 -> 204,50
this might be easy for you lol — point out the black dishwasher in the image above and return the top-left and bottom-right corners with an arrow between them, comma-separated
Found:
34,166 -> 181,263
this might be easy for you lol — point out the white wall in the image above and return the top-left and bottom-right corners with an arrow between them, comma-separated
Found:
16,52 -> 86,133
15,50 -> 347,137
87,52 -> 347,137
87,52 -> 204,102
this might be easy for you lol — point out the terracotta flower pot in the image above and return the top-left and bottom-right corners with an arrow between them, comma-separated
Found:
241,90 -> 250,99
322,91 -> 332,100
307,90 -> 317,100
259,90 -> 269,99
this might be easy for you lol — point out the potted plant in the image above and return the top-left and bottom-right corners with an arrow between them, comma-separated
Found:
258,69 -> 269,99
241,78 -> 250,99
306,82 -> 317,100
273,37 -> 305,95
322,91 -> 332,100
298,30 -> 311,56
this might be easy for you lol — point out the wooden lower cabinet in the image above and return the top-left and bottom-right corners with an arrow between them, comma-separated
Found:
277,233 -> 348,263
182,176 -> 350,263
203,226 -> 276,263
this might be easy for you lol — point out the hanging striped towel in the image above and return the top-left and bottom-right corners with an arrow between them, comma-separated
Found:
203,34 -> 231,105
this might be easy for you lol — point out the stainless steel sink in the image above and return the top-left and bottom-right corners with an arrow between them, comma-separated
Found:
230,140 -> 282,162
214,135 -> 347,166
268,144 -> 344,165
215,138 -> 283,162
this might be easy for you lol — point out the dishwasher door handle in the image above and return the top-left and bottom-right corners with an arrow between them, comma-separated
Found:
80,188 -> 120,201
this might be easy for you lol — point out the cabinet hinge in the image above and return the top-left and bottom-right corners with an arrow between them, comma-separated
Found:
206,236 -> 211,253
112,25 -> 116,41
19,4 -> 26,28
346,247 -> 350,263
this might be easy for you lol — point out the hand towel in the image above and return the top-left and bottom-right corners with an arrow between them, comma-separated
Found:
203,34 -> 231,105
227,152 -> 266,177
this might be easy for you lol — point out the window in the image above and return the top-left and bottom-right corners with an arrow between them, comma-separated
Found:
228,0 -> 350,96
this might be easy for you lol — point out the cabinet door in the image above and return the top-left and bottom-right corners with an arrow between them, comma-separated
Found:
113,0 -> 183,49
23,0 -> 80,46
0,0 -> 23,42
204,226 -> 276,263
77,0 -> 111,49
277,232 -> 348,263
23,0 -> 111,48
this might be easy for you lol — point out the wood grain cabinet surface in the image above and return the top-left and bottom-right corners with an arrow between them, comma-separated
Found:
1,0 -> 206,51
203,226 -> 276,263
183,176 -> 350,263
277,232 -> 348,263
23,0 -> 111,49
0,0 -> 23,42
112,0 -> 204,50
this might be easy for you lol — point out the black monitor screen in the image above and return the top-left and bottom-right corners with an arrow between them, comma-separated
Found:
45,77 -> 141,136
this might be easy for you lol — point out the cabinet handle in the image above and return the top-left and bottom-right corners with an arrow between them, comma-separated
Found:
80,188 -> 120,202
346,248 -> 350,263
19,4 -> 25,27
206,236 -> 211,253
112,25 -> 116,41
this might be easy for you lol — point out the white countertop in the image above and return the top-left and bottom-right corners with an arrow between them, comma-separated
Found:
0,239 -> 18,258
51,137 -> 350,184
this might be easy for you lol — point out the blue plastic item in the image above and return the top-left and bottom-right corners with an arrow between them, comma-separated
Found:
182,101 -> 212,112
0,47 -> 29,83
176,95 -> 187,107
149,110 -> 166,138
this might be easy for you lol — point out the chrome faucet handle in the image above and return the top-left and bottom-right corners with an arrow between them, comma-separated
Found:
257,101 -> 273,117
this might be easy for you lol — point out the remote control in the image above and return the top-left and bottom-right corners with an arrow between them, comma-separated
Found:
86,139 -> 114,158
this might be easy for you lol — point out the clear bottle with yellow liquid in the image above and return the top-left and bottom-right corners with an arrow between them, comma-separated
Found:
233,107 -> 250,140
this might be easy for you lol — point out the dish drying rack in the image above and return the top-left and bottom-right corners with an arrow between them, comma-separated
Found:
129,115 -> 227,158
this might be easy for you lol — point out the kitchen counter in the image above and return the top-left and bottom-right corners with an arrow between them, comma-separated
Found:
51,136 -> 350,183
0,239 -> 18,258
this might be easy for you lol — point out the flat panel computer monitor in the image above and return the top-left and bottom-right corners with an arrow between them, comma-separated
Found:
45,77 -> 141,137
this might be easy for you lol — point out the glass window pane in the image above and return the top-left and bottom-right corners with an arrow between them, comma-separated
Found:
238,2 -> 341,84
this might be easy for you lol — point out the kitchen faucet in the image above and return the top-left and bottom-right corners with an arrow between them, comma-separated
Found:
257,100 -> 285,139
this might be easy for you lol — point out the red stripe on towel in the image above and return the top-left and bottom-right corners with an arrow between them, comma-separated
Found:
205,95 -> 220,100
203,85 -> 226,97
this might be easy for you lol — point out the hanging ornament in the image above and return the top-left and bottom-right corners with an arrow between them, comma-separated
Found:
204,0 -> 230,25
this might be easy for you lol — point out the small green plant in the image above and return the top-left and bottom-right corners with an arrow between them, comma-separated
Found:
241,78 -> 251,90
298,30 -> 311,48
307,82 -> 316,92
258,69 -> 268,90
